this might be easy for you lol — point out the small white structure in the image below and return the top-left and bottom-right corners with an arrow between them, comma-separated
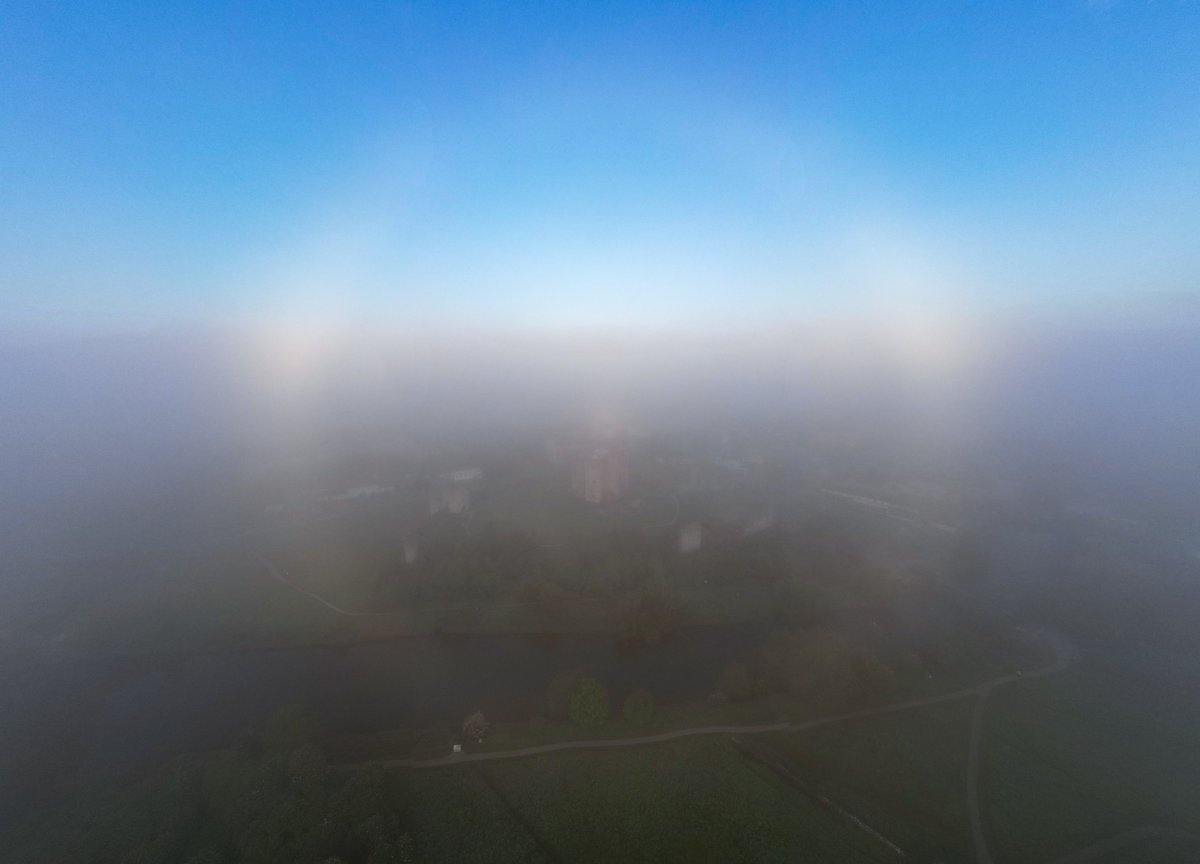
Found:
429,485 -> 471,515
679,522 -> 703,554
328,484 -> 394,502
452,744 -> 462,754
428,468 -> 483,515
742,508 -> 777,538
402,533 -> 420,565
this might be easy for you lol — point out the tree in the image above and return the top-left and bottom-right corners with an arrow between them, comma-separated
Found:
760,628 -> 869,710
568,676 -> 609,727
263,705 -> 321,754
330,766 -> 390,830
355,812 -> 397,847
286,743 -> 327,794
546,668 -> 585,721
367,836 -> 415,864
462,710 -> 489,740
621,689 -> 654,724
618,581 -> 686,647
185,850 -> 224,864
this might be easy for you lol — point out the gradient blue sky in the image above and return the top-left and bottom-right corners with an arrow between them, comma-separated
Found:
2,0 -> 1198,330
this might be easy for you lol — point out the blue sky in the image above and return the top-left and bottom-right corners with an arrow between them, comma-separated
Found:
2,0 -> 1198,330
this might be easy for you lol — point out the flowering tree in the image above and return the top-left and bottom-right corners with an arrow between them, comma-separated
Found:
462,710 -> 489,740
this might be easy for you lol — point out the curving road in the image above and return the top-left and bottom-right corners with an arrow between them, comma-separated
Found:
348,631 -> 1077,772
344,629 -> 1200,864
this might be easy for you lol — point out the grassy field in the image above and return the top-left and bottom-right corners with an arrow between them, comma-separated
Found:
393,736 -> 903,863
982,653 -> 1200,864
760,697 -> 976,862
63,548 -> 350,653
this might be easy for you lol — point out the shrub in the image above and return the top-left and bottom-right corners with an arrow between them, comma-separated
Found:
547,668 -> 585,720
462,711 -> 489,740
568,676 -> 610,727
622,689 -> 654,724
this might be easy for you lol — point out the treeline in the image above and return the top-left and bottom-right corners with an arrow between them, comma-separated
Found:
532,627 -> 898,731
544,669 -> 656,727
714,627 -> 896,712
379,514 -> 892,642
11,707 -> 413,864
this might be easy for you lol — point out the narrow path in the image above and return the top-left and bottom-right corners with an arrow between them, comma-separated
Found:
254,554 -> 528,618
348,629 -> 1076,773
966,631 -> 1080,864
346,628 -> 1083,864
477,768 -> 566,864
731,734 -> 908,861
347,650 -> 1071,771
1051,826 -> 1200,864
254,554 -> 389,616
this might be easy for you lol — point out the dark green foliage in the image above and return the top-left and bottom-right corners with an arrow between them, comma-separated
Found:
367,836 -> 415,864
576,529 -> 661,596
546,668 -> 585,721
12,707 -> 412,864
618,580 -> 686,647
757,628 -> 893,710
406,528 -> 546,601
183,849 -> 224,864
263,703 -> 321,754
568,676 -> 610,727
286,742 -> 328,794
621,689 -> 654,724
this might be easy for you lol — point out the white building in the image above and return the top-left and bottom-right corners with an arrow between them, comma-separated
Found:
678,522 -> 703,554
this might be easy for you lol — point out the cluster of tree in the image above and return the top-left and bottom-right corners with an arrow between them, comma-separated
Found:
781,515 -> 880,595
672,531 -> 785,587
388,524 -> 550,602
12,706 -> 414,864
391,526 -> 691,638
568,530 -> 667,596
715,628 -> 895,712
670,514 -> 900,616
618,579 -> 686,647
545,669 -> 654,728
381,511 -> 897,638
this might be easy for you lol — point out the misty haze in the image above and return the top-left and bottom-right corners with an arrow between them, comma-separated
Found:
2,3 -> 1200,863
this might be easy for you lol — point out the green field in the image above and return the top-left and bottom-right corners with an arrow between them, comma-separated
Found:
394,737 -> 902,863
761,698 -> 975,862
982,654 -> 1200,864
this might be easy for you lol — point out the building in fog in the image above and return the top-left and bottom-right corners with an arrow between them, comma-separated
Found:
572,447 -> 629,504
428,468 -> 483,515
678,522 -> 703,553
401,532 -> 420,565
741,507 -> 777,538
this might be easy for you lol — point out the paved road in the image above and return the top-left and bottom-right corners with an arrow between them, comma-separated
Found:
348,635 -> 1076,771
